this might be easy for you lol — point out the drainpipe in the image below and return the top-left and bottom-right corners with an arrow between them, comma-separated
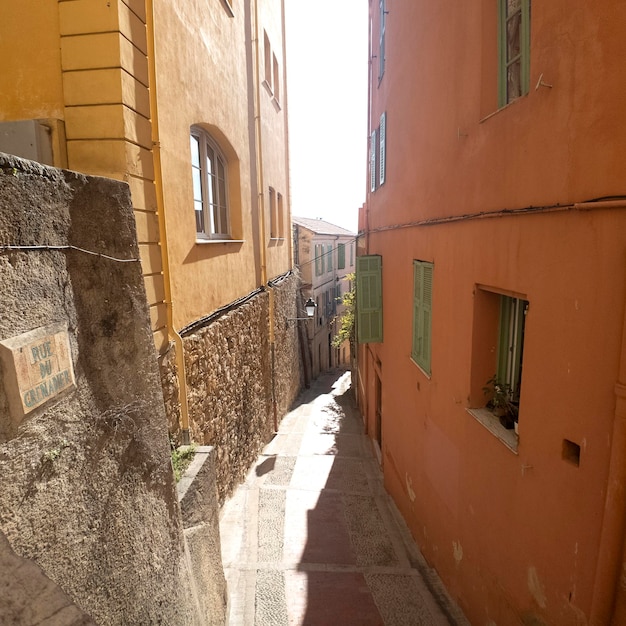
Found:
590,274 -> 626,625
146,0 -> 191,445
280,0 -> 293,270
251,0 -> 268,289
251,0 -> 277,430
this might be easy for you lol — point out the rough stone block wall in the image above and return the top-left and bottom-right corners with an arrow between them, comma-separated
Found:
271,272 -> 305,417
160,272 -> 304,504
185,293 -> 272,503
0,153 -> 225,625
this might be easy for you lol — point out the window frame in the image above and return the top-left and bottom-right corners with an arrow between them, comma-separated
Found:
272,53 -> 280,103
356,255 -> 383,344
269,186 -> 278,239
379,112 -> 386,187
315,244 -> 325,276
379,0 -> 386,82
370,128 -> 377,193
337,243 -> 346,269
496,295 -> 528,404
467,287 -> 529,453
264,31 -> 272,92
411,260 -> 433,375
498,0 -> 531,107
190,127 -> 231,240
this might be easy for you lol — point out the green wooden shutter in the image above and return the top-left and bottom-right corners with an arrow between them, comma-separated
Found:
412,261 -> 433,374
356,255 -> 383,343
497,296 -> 528,397
338,243 -> 346,269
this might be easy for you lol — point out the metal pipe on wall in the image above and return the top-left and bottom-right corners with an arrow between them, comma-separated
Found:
146,0 -> 191,444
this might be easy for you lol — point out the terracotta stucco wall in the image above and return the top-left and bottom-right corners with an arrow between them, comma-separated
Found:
363,1 -> 626,624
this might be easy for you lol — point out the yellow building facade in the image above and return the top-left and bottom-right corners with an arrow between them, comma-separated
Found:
0,0 -> 292,351
0,0 -> 300,465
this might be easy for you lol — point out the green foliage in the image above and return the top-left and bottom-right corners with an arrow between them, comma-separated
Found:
332,274 -> 355,348
42,439 -> 70,463
483,376 -> 518,428
171,444 -> 197,482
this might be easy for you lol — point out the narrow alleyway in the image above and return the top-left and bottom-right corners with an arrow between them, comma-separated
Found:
219,369 -> 468,625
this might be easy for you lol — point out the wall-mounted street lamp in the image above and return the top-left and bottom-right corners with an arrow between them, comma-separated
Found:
287,297 -> 317,323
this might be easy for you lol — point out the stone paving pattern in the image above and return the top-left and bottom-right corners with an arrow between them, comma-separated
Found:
220,370 -> 469,625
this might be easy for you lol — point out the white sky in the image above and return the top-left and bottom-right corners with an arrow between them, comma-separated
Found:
285,1 -> 368,234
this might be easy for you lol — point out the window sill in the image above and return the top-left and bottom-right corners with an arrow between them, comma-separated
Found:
466,408 -> 518,453
410,357 -> 431,380
220,0 -> 234,16
195,238 -> 245,245
262,80 -> 273,98
479,92 -> 528,124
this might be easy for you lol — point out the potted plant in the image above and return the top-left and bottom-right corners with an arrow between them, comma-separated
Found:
483,376 -> 518,431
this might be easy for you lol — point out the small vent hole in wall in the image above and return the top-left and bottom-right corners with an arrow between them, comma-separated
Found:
562,439 -> 580,467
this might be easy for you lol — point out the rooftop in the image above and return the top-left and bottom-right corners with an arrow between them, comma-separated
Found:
292,216 -> 356,237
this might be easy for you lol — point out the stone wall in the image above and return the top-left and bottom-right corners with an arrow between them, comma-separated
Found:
161,272 -> 304,504
0,153 -> 225,625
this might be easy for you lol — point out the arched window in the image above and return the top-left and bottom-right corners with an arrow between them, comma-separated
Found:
190,127 -> 230,239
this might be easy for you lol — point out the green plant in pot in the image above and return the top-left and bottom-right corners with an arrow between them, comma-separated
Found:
483,376 -> 518,430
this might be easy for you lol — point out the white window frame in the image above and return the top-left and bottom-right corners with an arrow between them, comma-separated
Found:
190,127 -> 230,240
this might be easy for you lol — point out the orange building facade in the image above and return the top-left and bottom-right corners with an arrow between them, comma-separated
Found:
358,1 -> 626,624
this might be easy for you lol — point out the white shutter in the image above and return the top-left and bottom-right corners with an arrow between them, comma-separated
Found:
379,112 -> 386,186
370,129 -> 377,192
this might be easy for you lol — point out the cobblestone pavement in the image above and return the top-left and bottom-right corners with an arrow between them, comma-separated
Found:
219,369 -> 468,625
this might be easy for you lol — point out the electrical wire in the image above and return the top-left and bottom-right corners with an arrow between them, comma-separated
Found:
0,244 -> 139,263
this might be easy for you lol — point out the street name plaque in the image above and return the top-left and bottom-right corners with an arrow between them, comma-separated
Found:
0,323 -> 76,422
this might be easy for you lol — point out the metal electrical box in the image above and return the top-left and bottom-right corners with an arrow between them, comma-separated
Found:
0,119 -> 56,165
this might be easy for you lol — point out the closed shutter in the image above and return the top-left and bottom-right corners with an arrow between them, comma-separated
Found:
370,129 -> 377,192
338,243 -> 346,269
357,255 -> 383,343
379,112 -> 386,186
412,260 -> 433,374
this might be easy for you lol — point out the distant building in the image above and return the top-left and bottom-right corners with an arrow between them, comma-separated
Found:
358,1 -> 626,625
293,217 -> 356,378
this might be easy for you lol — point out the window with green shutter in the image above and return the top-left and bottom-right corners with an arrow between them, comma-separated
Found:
327,244 -> 333,271
370,129 -> 377,193
337,243 -> 346,269
412,260 -> 433,375
497,295 -> 528,402
498,0 -> 531,107
356,255 -> 383,343
315,244 -> 325,276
